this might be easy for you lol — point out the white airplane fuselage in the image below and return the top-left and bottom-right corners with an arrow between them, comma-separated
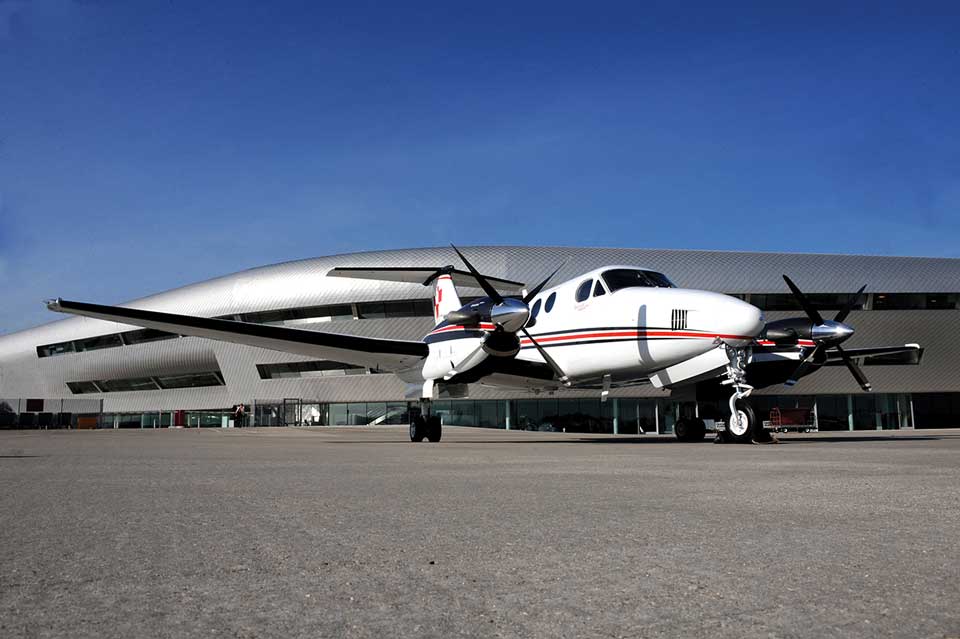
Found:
420,266 -> 765,388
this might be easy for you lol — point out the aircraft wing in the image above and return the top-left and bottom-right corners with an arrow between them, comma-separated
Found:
328,267 -> 525,292
823,344 -> 923,366
46,299 -> 428,372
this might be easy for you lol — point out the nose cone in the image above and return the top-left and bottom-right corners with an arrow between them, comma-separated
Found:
811,320 -> 855,344
715,295 -> 765,346
490,298 -> 530,333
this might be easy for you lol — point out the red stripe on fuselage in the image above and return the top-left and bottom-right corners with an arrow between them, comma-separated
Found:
517,329 -> 754,345
430,323 -> 496,334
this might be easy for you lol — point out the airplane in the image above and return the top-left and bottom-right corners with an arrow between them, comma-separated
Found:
46,246 -> 922,444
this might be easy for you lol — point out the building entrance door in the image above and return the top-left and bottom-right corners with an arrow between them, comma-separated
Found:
283,398 -> 301,426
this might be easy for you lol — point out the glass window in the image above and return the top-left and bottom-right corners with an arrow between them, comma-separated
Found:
37,341 -> 75,358
327,404 -> 349,425
924,293 -> 958,309
122,328 -> 178,345
575,280 -> 592,302
241,304 -> 354,324
384,403 -> 410,425
530,299 -> 542,318
155,372 -> 225,389
256,360 -> 369,379
751,293 -> 867,312
749,294 -> 801,311
75,333 -> 123,352
593,280 -> 606,297
96,377 -> 159,392
357,300 -> 433,320
544,292 -> 556,313
601,269 -> 674,292
873,293 -> 959,310
66,381 -> 100,394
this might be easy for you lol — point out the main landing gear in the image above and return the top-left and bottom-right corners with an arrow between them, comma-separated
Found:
674,417 -> 707,442
409,401 -> 442,443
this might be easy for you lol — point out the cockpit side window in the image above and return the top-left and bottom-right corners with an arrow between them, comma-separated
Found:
575,280 -> 592,302
602,269 -> 675,292
593,280 -> 606,297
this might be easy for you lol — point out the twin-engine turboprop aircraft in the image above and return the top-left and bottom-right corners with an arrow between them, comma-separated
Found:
47,246 -> 922,444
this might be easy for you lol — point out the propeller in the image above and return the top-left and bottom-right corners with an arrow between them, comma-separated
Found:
780,275 -> 871,391
449,245 -> 570,384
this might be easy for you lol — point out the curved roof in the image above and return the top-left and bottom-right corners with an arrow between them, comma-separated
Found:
3,245 -> 960,351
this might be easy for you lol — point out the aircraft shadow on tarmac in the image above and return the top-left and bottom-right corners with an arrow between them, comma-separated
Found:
580,434 -> 946,444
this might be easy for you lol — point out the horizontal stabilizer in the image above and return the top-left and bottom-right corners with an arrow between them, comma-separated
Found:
328,267 -> 525,292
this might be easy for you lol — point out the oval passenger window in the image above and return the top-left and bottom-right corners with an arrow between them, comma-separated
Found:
575,280 -> 592,303
545,292 -> 556,313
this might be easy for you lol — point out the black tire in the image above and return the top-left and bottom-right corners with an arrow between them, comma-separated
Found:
409,415 -> 426,442
688,418 -> 706,442
426,415 -> 442,443
725,401 -> 756,444
675,418 -> 706,442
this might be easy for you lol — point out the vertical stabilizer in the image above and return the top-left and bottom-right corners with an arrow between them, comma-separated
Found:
432,270 -> 462,324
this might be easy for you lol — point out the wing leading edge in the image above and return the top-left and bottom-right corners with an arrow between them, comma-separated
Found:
46,299 -> 428,372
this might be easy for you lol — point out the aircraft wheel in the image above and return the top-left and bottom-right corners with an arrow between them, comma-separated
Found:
409,415 -> 427,442
725,401 -> 756,444
426,415 -> 442,443
675,418 -> 706,442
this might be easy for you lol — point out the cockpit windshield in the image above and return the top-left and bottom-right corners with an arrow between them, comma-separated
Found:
601,269 -> 675,291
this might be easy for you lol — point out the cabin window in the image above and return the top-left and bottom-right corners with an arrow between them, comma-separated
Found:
575,280 -> 592,303
528,299 -> 542,327
545,292 -> 556,313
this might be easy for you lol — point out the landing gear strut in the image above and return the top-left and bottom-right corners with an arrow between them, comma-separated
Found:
409,401 -> 442,443
718,345 -> 759,444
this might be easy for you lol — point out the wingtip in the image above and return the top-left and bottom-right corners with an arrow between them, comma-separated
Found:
45,297 -> 63,311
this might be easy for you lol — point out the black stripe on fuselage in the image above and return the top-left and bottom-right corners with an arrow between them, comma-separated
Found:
518,337 -> 685,350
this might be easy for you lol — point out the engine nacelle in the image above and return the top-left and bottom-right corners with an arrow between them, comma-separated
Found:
482,331 -> 520,357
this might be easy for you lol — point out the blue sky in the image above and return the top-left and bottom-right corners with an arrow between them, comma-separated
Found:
1,1 -> 958,333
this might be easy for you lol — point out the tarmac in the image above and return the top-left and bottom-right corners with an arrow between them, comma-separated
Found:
1,426 -> 958,638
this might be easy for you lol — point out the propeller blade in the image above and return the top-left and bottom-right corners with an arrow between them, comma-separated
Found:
523,263 -> 564,304
522,328 -> 570,386
785,344 -> 824,386
783,275 -> 824,326
450,245 -> 503,304
834,284 -> 866,324
836,344 -> 873,391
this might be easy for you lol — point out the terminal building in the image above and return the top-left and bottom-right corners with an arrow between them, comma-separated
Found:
1,246 -> 958,432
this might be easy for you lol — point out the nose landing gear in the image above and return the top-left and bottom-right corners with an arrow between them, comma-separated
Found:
717,345 -> 766,444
